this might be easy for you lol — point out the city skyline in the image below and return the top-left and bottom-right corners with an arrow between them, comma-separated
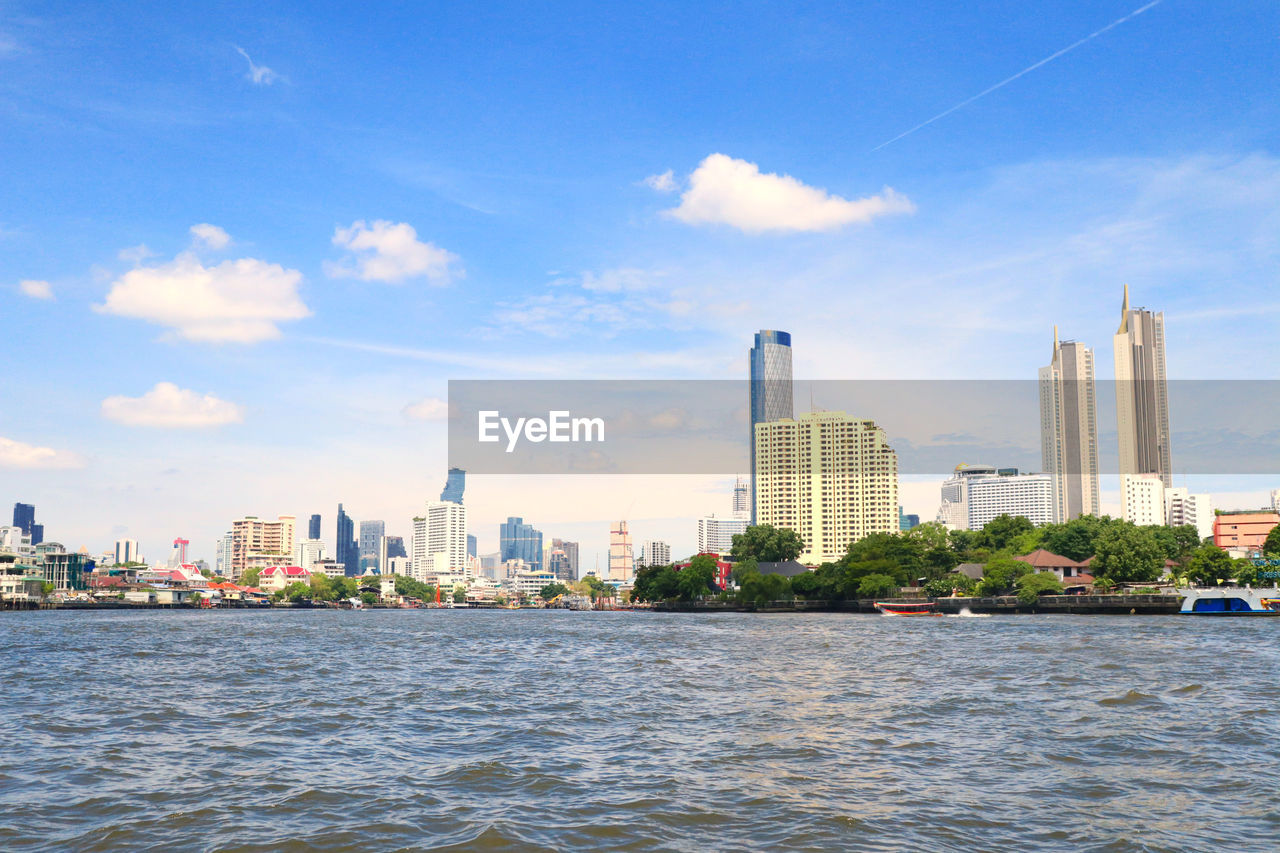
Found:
4,2 -> 1279,565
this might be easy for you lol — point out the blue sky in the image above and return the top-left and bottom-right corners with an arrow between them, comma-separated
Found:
3,0 -> 1279,564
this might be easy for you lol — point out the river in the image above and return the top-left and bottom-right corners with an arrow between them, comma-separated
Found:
1,609 -> 1276,851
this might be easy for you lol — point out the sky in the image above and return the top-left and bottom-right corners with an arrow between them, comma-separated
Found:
3,0 -> 1279,566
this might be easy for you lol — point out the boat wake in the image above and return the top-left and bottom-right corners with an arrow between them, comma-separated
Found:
945,607 -> 990,619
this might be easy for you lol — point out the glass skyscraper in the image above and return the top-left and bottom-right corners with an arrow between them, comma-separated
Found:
359,520 -> 385,573
336,504 -> 358,576
500,516 -> 542,572
748,330 -> 793,523
308,513 -> 321,540
12,502 -> 42,546
440,467 -> 465,503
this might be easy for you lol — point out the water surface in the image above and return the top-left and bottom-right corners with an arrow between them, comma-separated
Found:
1,610 -> 1277,851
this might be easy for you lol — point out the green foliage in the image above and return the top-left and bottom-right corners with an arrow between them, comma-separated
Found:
856,573 -> 897,599
678,555 -> 718,600
1265,525 -> 1280,557
632,557 -> 717,602
922,573 -> 975,597
1093,577 -> 1116,593
539,582 -> 569,601
1015,572 -> 1063,604
979,514 -> 1035,552
393,574 -> 437,602
1152,525 -> 1202,564
283,581 -> 311,602
41,581 -> 55,595
452,586 -> 466,604
903,521 -> 950,551
1039,515 -> 1110,562
976,555 -> 1033,596
241,567 -> 261,588
948,529 -> 982,555
189,591 -> 204,607
730,525 -> 804,563
1185,545 -> 1234,586
1092,523 -> 1165,583
1232,559 -> 1263,586
735,568 -> 793,607
360,591 -> 378,605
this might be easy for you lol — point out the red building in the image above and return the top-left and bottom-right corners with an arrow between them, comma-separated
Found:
674,554 -> 733,590
1213,511 -> 1280,553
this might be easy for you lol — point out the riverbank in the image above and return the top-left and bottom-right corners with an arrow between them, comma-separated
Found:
654,593 -> 1185,615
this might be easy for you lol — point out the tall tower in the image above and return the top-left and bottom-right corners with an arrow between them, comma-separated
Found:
608,521 -> 634,581
749,330 -> 793,523
1039,327 -> 1101,521
731,476 -> 750,520
1113,285 -> 1172,488
336,504 -> 357,576
308,513 -> 321,540
440,467 -> 466,504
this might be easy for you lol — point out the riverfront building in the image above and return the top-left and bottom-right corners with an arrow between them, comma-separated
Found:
230,515 -> 295,580
1114,285 -> 1172,489
1039,329 -> 1100,521
937,465 -> 1054,530
1213,510 -> 1280,555
749,330 -> 793,523
753,410 -> 899,566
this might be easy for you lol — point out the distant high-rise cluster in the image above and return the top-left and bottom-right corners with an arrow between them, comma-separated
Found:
12,503 -> 42,546
500,516 -> 543,572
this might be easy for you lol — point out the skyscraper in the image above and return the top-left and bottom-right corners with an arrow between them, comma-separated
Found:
731,477 -> 750,520
640,539 -> 671,566
411,501 -> 469,582
308,514 -> 321,540
467,534 -> 477,558
12,502 -> 42,546
551,538 -> 579,579
336,504 -> 358,576
697,514 -> 748,555
359,520 -> 385,573
1039,327 -> 1101,521
608,521 -> 634,581
230,515 -> 296,579
441,467 -> 465,503
114,538 -> 140,565
1113,285 -> 1172,488
547,548 -> 574,582
749,330 -> 793,523
754,411 -> 898,565
500,517 -> 543,572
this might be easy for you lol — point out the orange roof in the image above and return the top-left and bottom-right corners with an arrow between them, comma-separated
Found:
1015,549 -> 1088,569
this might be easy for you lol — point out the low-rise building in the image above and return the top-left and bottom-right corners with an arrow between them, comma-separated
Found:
1214,511 -> 1280,556
258,565 -> 312,592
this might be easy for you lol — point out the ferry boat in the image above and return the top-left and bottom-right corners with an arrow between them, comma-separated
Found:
1177,586 -> 1280,616
874,601 -> 942,617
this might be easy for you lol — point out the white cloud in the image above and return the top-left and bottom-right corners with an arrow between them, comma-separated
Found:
190,223 -> 231,250
97,233 -> 309,343
402,398 -> 450,421
0,436 -> 84,469
118,244 -> 156,264
19,279 -> 53,300
101,382 -> 244,428
235,46 -> 279,85
665,153 -> 915,233
326,219 -> 461,285
643,169 -> 678,193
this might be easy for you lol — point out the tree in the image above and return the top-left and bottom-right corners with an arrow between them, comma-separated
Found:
1015,572 -> 1063,604
904,521 -> 950,551
736,569 -> 792,607
360,591 -> 378,605
976,556 -> 1032,596
1265,524 -> 1280,557
284,581 -> 311,603
1152,524 -> 1202,564
189,591 -> 204,607
922,573 -> 975,597
242,567 -> 261,588
980,514 -> 1035,552
856,573 -> 897,599
677,555 -> 718,601
730,525 -> 803,562
540,582 -> 569,601
1040,515 -> 1110,563
452,586 -> 466,604
1185,545 -> 1234,586
1092,523 -> 1165,583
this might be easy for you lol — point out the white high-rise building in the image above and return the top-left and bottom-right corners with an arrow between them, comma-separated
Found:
754,410 -> 898,566
215,532 -> 233,578
1271,489 -> 1280,514
114,538 -> 140,565
1114,285 -> 1172,489
936,465 -> 1054,531
1164,488 -> 1214,541
411,501 -> 469,584
1039,328 -> 1100,522
640,540 -> 671,566
697,515 -> 749,555
1123,473 -> 1166,526
295,539 -> 326,573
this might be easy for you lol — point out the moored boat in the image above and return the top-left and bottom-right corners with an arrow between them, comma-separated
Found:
874,601 -> 942,617
1177,586 -> 1280,616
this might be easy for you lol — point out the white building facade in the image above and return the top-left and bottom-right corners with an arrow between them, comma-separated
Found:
697,515 -> 748,555
1122,473 -> 1167,526
937,465 -> 1054,531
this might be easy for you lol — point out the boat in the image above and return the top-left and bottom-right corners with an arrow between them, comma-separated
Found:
1177,586 -> 1280,616
874,601 -> 942,617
